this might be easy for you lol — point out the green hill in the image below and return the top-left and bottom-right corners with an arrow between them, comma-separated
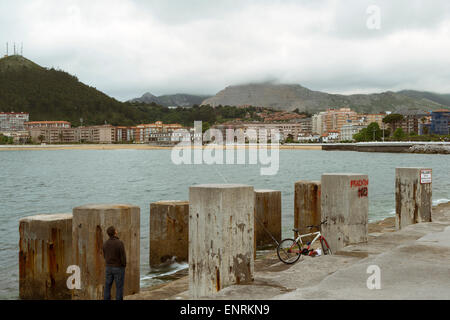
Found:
0,55 -> 152,126
0,55 -> 263,127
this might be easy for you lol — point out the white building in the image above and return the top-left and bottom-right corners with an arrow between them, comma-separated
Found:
340,124 -> 367,141
297,133 -> 321,142
321,131 -> 339,143
312,112 -> 326,135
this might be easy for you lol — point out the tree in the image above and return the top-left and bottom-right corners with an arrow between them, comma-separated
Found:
353,122 -> 383,142
202,122 -> 211,133
285,134 -> 295,143
38,134 -> 45,143
393,128 -> 406,140
382,114 -> 404,124
0,134 -> 13,144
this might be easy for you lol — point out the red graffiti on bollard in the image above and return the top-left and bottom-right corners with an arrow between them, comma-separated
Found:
350,179 -> 369,188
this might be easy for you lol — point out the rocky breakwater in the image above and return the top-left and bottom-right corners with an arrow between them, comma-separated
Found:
409,144 -> 450,154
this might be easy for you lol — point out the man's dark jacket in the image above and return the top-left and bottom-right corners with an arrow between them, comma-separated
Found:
102,236 -> 127,268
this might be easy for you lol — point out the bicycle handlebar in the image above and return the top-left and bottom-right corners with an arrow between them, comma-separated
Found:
306,219 -> 328,229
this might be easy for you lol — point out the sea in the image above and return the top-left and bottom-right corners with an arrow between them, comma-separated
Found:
0,148 -> 449,299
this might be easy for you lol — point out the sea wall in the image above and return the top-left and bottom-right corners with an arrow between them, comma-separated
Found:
323,142 -> 450,153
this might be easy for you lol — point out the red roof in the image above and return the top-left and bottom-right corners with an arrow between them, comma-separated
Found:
25,121 -> 70,124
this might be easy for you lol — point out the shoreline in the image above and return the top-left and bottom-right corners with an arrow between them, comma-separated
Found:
1,141 -> 449,153
127,201 -> 450,300
0,144 -> 322,151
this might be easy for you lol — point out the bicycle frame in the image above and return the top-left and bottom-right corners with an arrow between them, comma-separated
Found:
295,230 -> 322,250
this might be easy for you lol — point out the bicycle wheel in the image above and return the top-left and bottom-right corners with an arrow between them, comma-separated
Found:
277,239 -> 302,264
320,237 -> 332,255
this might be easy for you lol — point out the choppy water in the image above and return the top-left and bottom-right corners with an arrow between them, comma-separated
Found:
0,149 -> 449,299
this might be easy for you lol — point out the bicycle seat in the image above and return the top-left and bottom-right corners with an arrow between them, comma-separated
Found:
292,228 -> 299,233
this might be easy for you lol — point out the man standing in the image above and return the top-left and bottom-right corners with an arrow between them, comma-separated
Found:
103,226 -> 126,300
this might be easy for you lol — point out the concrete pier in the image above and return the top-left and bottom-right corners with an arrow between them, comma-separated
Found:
19,213 -> 73,300
189,184 -> 255,299
294,181 -> 321,238
396,168 -> 432,229
321,174 -> 369,252
150,201 -> 189,267
72,204 -> 140,300
254,190 -> 281,248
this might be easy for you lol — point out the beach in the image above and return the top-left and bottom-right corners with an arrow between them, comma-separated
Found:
0,144 -> 322,151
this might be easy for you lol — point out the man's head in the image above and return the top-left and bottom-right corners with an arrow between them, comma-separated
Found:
107,226 -> 117,238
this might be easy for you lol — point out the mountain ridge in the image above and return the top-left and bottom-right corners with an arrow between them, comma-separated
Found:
201,83 -> 449,113
129,92 -> 211,107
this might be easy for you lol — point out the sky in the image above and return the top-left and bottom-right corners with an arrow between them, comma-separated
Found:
1,0 -> 450,101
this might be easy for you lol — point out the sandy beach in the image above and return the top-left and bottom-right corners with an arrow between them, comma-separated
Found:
0,144 -> 322,151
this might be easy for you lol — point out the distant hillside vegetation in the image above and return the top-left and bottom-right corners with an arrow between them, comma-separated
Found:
0,56 -> 264,127
0,55 -> 152,126
397,90 -> 450,108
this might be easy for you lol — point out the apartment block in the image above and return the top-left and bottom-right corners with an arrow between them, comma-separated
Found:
312,112 -> 326,135
429,109 -> 449,135
30,125 -> 116,144
0,112 -> 29,131
30,127 -> 77,144
116,126 -> 135,142
24,121 -> 71,129
388,110 -> 429,134
324,108 -> 358,133
134,121 -> 183,143
360,114 -> 385,127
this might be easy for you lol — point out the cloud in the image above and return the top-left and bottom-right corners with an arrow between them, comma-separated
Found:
1,0 -> 450,100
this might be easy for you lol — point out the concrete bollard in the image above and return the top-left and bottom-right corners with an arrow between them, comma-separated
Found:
72,204 -> 140,300
395,168 -> 432,229
150,200 -> 189,267
254,190 -> 281,249
294,181 -> 321,239
19,213 -> 73,300
321,174 -> 369,253
189,184 -> 254,299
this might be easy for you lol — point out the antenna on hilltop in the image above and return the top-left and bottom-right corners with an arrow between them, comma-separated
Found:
5,42 -> 8,56
13,42 -> 16,55
20,42 -> 23,56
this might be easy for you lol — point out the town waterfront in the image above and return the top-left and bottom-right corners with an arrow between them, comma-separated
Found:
1,149 -> 449,299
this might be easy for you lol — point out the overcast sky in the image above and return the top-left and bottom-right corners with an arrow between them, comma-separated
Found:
1,0 -> 450,101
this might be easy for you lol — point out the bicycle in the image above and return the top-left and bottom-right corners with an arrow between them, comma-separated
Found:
277,219 -> 332,264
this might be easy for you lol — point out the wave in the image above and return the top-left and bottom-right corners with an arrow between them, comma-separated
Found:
433,198 -> 450,206
141,259 -> 189,281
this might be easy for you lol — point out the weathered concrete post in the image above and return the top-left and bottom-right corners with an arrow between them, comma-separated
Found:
150,200 -> 189,267
294,181 -> 321,238
189,184 -> 254,299
321,174 -> 369,253
72,204 -> 140,300
254,190 -> 281,249
395,168 -> 432,229
19,213 -> 73,300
